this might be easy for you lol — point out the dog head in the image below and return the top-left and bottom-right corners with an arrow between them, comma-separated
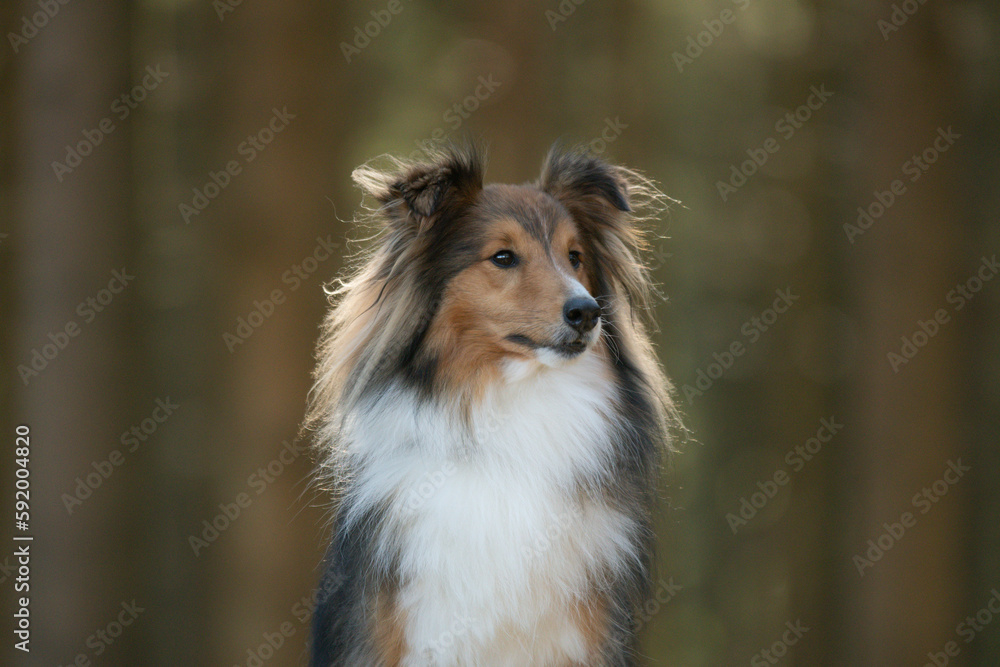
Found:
338,143 -> 663,396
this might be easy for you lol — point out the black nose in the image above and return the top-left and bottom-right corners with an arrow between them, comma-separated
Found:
563,296 -> 600,334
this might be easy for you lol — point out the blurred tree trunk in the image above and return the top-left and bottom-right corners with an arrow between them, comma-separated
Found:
128,2 -> 209,664
167,2 -> 348,665
5,1 -> 149,665
840,6 -> 968,663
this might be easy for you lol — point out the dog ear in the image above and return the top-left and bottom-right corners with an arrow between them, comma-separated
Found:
540,145 -> 671,322
352,146 -> 485,233
539,146 -> 631,216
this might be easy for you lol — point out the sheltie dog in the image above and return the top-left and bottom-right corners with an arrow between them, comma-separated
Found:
307,144 -> 676,666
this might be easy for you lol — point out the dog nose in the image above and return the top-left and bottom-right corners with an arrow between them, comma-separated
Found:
563,296 -> 600,333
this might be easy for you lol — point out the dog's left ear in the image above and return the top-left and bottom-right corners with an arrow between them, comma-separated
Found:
539,147 -> 631,217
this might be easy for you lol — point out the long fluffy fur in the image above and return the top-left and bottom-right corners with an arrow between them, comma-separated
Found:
307,144 -> 677,666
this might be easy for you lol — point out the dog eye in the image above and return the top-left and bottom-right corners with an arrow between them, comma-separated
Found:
490,250 -> 517,268
568,251 -> 582,269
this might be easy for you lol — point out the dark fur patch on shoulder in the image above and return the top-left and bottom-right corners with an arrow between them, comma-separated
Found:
311,505 -> 397,666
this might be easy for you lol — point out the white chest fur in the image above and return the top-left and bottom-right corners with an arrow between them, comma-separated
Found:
341,351 -> 638,666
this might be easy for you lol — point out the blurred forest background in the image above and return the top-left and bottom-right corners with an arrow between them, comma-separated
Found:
2,0 -> 999,665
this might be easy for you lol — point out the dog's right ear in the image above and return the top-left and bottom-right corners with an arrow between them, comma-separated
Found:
352,146 -> 485,234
